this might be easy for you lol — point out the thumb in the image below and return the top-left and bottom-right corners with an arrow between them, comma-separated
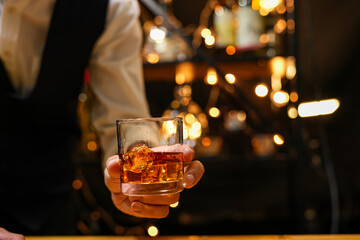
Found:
104,155 -> 121,193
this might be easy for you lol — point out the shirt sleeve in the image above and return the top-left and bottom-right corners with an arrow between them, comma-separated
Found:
88,0 -> 151,167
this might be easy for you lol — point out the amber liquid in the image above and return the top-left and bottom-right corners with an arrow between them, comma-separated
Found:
121,152 -> 184,184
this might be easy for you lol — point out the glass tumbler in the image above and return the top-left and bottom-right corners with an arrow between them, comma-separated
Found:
116,117 -> 184,196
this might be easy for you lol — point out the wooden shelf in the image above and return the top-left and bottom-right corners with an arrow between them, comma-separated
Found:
143,60 -> 271,82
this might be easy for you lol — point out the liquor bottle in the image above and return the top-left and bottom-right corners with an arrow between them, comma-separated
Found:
234,0 -> 265,52
213,1 -> 235,48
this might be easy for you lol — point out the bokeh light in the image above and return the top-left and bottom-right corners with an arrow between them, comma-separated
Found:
149,26 -> 166,43
255,84 -> 269,97
209,107 -> 221,118
273,134 -> 284,145
205,35 -> 215,47
87,141 -> 98,151
170,201 -> 179,208
298,99 -> 340,118
146,53 -> 160,64
272,91 -> 289,105
226,45 -> 236,55
287,106 -> 298,119
205,68 -> 218,85
225,73 -> 236,84
201,28 -> 211,38
147,226 -> 159,237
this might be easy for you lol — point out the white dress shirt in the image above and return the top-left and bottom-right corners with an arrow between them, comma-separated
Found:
0,0 -> 151,164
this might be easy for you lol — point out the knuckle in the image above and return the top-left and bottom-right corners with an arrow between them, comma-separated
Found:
194,160 -> 205,174
159,207 -> 170,218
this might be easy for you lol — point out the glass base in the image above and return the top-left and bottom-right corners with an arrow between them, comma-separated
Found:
121,180 -> 184,196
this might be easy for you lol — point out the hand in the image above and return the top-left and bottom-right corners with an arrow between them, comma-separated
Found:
104,144 -> 204,218
0,228 -> 24,240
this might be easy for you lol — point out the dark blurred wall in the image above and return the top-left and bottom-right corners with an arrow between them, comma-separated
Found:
296,0 -> 360,98
296,0 -> 360,233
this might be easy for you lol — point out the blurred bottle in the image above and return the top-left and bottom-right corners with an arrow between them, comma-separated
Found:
213,1 -> 235,48
234,0 -> 265,53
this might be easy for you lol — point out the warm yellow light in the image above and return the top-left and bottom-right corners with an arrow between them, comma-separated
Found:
206,74 -> 217,85
271,74 -> 282,91
72,179 -> 83,190
286,56 -> 297,79
214,5 -> 224,16
260,0 -> 281,10
185,113 -> 196,124
198,113 -> 208,128
183,127 -> 189,139
259,33 -> 269,44
146,53 -> 159,64
237,111 -> 247,121
176,62 -> 194,84
87,141 -> 98,151
290,91 -> 298,102
225,73 -> 236,84
273,134 -> 284,145
192,121 -> 202,131
287,19 -> 295,31
205,35 -> 215,47
205,68 -> 218,85
171,100 -> 180,109
189,123 -> 202,139
209,107 -> 221,118
287,106 -> 298,119
273,91 -> 289,104
180,97 -> 190,106
286,0 -> 294,7
286,0 -> 294,13
298,99 -> 340,118
276,3 -> 286,14
175,74 -> 186,85
149,27 -> 166,43
170,201 -> 179,208
255,84 -> 269,97
274,19 -> 287,34
259,8 -> 269,16
270,56 -> 286,77
252,0 -> 261,10
202,137 -> 212,147
226,45 -> 236,55
188,103 -> 200,114
179,85 -> 192,97
147,226 -> 159,237
201,28 -> 211,38
154,16 -> 164,25
143,21 -> 154,33
164,121 -> 176,135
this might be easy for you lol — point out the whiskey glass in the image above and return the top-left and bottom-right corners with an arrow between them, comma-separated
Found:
116,117 -> 184,196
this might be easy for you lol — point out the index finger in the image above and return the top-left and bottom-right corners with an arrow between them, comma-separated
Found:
151,144 -> 195,162
106,155 -> 121,178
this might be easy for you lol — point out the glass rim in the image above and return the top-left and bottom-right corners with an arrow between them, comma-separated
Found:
116,117 -> 182,124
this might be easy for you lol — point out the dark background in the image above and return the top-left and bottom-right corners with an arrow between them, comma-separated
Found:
76,0 -> 360,236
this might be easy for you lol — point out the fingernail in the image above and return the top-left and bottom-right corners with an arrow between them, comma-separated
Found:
184,173 -> 195,187
109,155 -> 119,161
131,202 -> 143,212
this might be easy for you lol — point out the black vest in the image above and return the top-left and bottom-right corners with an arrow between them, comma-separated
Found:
0,0 -> 108,233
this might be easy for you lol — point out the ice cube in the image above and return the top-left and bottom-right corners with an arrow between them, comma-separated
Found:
123,145 -> 154,173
